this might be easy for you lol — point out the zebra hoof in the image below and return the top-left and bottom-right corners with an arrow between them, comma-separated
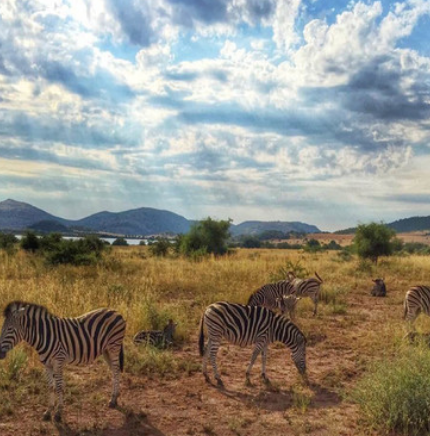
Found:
108,400 -> 117,409
204,374 -> 211,384
42,411 -> 51,421
53,412 -> 62,423
245,377 -> 252,387
216,378 -> 224,388
261,375 -> 271,385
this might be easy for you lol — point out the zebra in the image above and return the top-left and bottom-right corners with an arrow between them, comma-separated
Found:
403,285 -> 430,325
199,302 -> 307,387
133,319 -> 177,348
247,280 -> 300,319
287,271 -> 323,316
0,301 -> 126,422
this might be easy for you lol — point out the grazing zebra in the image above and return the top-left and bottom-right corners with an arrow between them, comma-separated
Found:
199,302 -> 307,387
133,319 -> 177,348
403,286 -> 430,325
287,271 -> 323,316
247,280 -> 300,319
0,301 -> 126,422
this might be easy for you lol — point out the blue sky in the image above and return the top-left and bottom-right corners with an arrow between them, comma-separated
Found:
1,0 -> 430,231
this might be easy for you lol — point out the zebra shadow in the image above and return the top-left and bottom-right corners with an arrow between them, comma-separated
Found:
215,381 -> 341,412
54,407 -> 166,436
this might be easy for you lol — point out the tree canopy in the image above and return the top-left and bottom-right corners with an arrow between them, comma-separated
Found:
354,222 -> 396,263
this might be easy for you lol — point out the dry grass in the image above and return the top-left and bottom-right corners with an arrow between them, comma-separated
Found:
0,247 -> 430,435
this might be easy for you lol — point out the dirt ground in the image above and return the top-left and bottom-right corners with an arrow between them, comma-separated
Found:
0,280 -> 403,436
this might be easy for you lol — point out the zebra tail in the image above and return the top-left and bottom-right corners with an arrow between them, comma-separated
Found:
198,315 -> 205,357
119,345 -> 124,372
315,272 -> 323,283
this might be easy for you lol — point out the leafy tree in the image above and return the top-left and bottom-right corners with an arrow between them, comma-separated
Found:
304,238 -> 322,253
180,217 -> 232,257
149,237 -> 172,257
20,231 -> 40,253
39,233 -> 63,252
0,232 -> 18,250
354,222 -> 396,263
112,237 -> 128,246
241,236 -> 261,248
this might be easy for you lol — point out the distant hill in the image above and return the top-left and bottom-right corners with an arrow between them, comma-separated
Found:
388,216 -> 430,233
0,199 -> 322,237
335,216 -> 430,234
230,221 -> 320,236
0,199 -> 67,231
74,208 -> 191,235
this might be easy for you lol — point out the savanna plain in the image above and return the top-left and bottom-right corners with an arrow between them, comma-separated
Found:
1,246 -> 430,436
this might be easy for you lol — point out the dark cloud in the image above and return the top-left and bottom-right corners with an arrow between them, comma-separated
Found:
0,145 -> 113,171
105,0 -> 154,46
167,0 -> 229,25
0,111 -> 142,148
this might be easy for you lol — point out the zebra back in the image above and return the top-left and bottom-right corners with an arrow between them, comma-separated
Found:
200,302 -> 306,374
0,301 -> 126,365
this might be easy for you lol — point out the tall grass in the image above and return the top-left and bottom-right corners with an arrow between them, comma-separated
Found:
352,343 -> 430,435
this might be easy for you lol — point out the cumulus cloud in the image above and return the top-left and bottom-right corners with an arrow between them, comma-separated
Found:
1,0 -> 430,229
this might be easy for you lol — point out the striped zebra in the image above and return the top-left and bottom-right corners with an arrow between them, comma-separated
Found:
247,280 -> 300,319
199,302 -> 307,387
133,319 -> 177,348
0,301 -> 126,422
403,286 -> 430,325
287,271 -> 323,316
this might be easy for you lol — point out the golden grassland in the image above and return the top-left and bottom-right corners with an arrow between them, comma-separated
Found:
1,247 -> 430,435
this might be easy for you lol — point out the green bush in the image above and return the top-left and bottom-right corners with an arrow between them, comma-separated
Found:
352,344 -> 430,435
20,231 -> 40,252
44,236 -> 105,266
149,237 -> 172,257
112,237 -> 128,246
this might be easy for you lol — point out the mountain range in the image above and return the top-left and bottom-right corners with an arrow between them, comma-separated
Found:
0,199 -> 321,236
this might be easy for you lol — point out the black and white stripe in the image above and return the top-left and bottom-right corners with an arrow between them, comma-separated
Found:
404,286 -> 430,324
133,319 -> 177,348
247,280 -> 299,318
0,301 -> 126,422
198,302 -> 307,387
287,272 -> 323,316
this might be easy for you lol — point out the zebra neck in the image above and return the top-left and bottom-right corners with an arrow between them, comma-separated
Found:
22,310 -> 59,352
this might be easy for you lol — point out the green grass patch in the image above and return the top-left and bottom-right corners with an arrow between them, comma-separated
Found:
352,343 -> 430,435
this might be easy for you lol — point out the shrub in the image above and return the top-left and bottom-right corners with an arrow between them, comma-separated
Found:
112,237 -> 128,246
20,231 -> 40,252
180,217 -> 231,257
44,236 -> 105,266
352,344 -> 430,435
354,222 -> 396,264
149,238 -> 172,257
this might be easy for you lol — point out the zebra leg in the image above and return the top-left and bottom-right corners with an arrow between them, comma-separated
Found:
202,339 -> 210,383
53,364 -> 65,422
43,365 -> 55,421
104,349 -> 121,408
313,297 -> 318,316
207,339 -> 223,387
261,346 -> 270,385
246,344 -> 263,386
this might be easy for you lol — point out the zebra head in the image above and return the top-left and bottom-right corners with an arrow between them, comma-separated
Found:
0,302 -> 27,359
291,334 -> 307,378
280,295 -> 300,317
163,319 -> 178,343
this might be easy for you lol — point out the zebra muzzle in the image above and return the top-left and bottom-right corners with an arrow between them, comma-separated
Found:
0,349 -> 7,360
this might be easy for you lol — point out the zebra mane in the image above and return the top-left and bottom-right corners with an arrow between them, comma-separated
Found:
3,301 -> 52,318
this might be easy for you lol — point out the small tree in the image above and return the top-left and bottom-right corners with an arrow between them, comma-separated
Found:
354,222 -> 396,264
180,217 -> 231,257
112,237 -> 128,246
149,237 -> 171,257
20,231 -> 40,253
